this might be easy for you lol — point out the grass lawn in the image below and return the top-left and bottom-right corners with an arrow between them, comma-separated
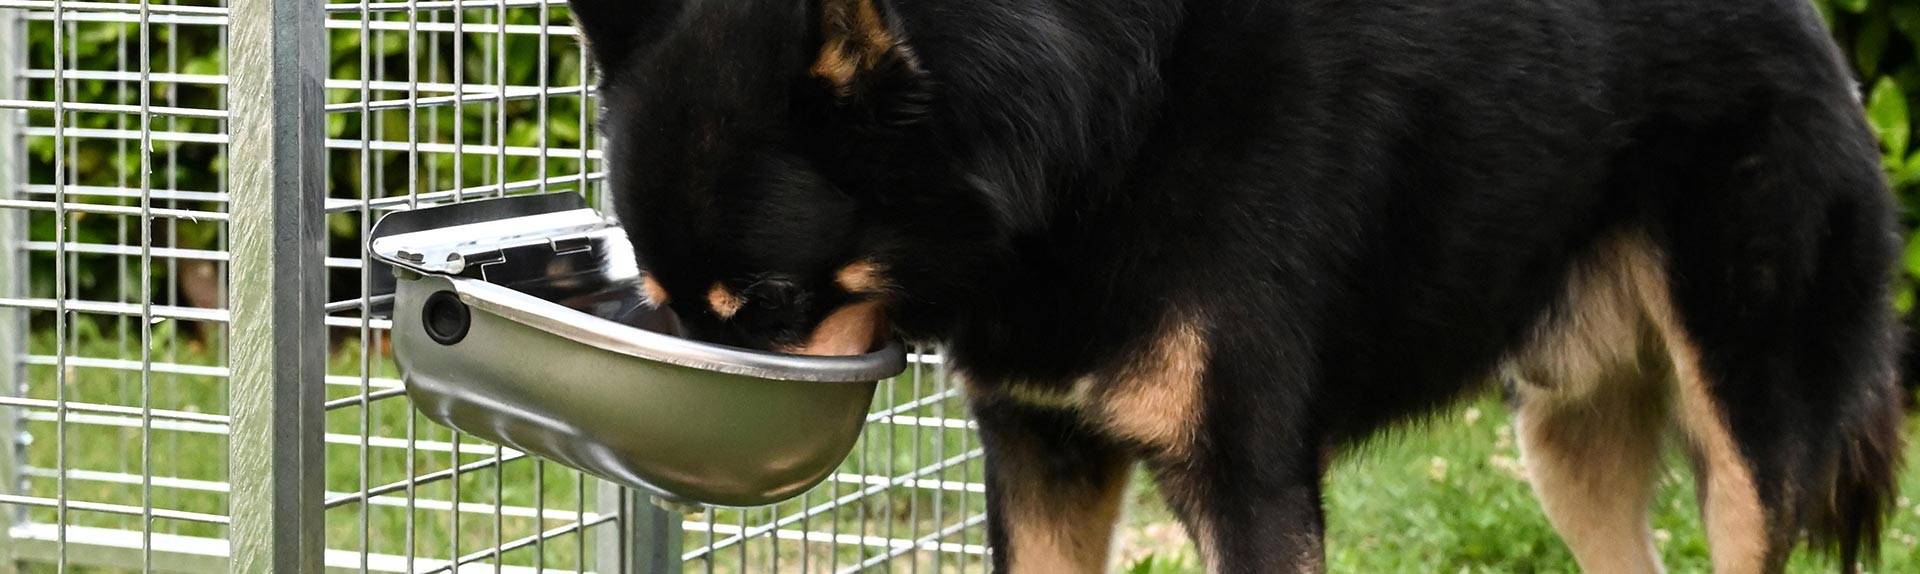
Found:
15,325 -> 1920,573
1117,397 -> 1920,574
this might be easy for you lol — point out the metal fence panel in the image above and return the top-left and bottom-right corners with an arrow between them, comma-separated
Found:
0,1 -> 240,572
0,2 -> 989,572
316,2 -> 635,572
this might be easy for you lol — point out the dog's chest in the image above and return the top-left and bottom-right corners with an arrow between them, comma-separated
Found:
956,318 -> 1210,455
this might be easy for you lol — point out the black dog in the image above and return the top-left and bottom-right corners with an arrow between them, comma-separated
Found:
567,0 -> 1908,572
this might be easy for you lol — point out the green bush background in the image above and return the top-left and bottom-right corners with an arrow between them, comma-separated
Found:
1830,0 -> 1920,310
13,1 -> 1920,315
16,7 -> 593,306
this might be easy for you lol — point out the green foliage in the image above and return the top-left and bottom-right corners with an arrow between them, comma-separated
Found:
15,6 -> 1920,319
19,9 -> 591,308
1123,552 -> 1199,574
1827,0 -> 1920,312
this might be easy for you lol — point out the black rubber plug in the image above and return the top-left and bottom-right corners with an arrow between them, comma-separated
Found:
422,291 -> 471,345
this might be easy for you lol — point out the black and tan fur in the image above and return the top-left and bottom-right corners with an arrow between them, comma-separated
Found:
566,0 -> 1909,572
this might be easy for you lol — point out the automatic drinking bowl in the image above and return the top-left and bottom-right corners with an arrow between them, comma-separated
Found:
367,193 -> 906,507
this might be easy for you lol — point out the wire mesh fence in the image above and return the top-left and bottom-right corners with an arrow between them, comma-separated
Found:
0,0 -> 990,572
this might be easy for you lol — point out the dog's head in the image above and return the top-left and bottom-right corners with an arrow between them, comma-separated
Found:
570,0 -> 950,354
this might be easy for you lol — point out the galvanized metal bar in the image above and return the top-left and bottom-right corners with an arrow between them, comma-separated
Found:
227,0 -> 327,571
490,5 -> 509,571
421,513 -> 617,574
135,0 -> 158,570
51,2 -> 73,569
352,2 -> 374,572
594,484 -> 673,574
402,2 -> 421,570
573,27 -> 588,559
9,525 -> 609,574
631,497 -> 683,574
0,6 -> 24,573
907,360 -> 924,574
532,9 -> 551,560
0,494 -> 230,525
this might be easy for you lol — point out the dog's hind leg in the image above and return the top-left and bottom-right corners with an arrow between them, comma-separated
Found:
1509,234 -> 1672,574
1512,375 -> 1670,574
1641,95 -> 1905,573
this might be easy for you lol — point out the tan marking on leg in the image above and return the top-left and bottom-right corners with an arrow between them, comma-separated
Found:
1000,377 -> 1094,410
1003,455 -> 1131,574
1506,232 -> 1672,574
639,275 -> 669,306
1667,340 -> 1769,574
1092,317 -> 1208,454
1511,235 -> 1656,395
1193,521 -> 1220,574
1514,382 -> 1669,574
707,282 -> 744,319
1622,238 -> 1770,574
834,259 -> 891,295
1147,466 -> 1219,574
784,301 -> 885,356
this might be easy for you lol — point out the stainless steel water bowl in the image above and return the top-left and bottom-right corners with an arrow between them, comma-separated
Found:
368,193 -> 906,507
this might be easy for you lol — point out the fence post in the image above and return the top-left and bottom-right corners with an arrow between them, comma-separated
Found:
597,485 -> 683,574
226,0 -> 328,572
0,8 -> 25,574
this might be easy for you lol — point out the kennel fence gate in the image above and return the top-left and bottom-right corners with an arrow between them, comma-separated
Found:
0,0 -> 991,572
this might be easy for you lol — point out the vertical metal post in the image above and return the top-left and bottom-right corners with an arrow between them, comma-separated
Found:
633,497 -> 684,574
0,8 -> 25,574
597,485 -> 682,574
227,0 -> 327,572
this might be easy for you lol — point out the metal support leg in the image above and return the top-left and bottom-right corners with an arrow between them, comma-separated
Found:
633,495 -> 685,574
227,0 -> 327,572
598,483 -> 683,574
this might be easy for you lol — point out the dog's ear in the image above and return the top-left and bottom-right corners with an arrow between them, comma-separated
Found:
566,0 -> 679,72
810,0 -> 927,102
801,0 -> 934,192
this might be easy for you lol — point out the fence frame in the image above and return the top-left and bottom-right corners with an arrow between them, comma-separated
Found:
0,6 -> 23,573
227,0 -> 329,572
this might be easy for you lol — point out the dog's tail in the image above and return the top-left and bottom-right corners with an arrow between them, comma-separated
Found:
1802,314 -> 1908,573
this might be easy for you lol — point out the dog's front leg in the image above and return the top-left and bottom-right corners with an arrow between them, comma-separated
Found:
975,401 -> 1133,574
1142,357 -> 1329,574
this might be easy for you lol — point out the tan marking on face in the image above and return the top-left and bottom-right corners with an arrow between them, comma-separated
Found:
812,0 -> 905,94
835,259 -> 891,295
707,283 -> 744,319
640,276 -> 669,306
786,301 -> 885,356
1002,448 -> 1130,574
1092,317 -> 1208,454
